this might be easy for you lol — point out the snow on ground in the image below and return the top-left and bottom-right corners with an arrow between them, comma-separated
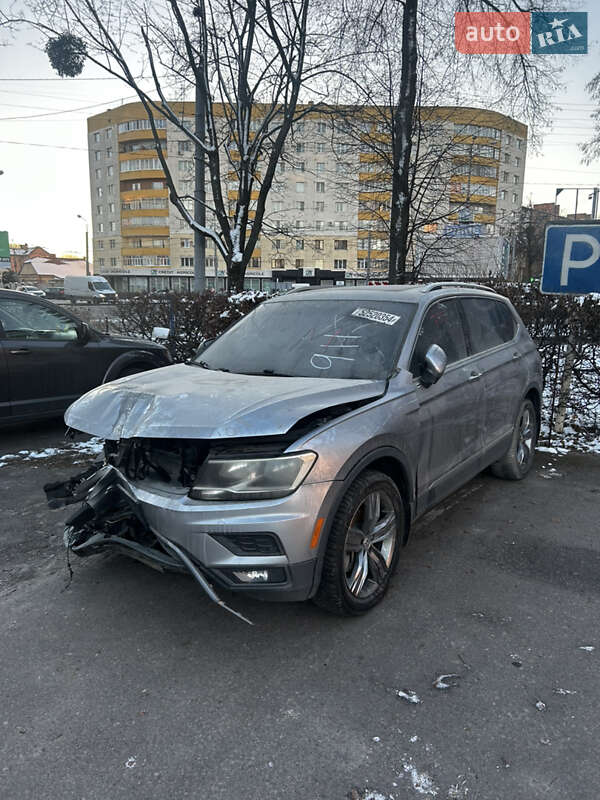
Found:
0,438 -> 103,468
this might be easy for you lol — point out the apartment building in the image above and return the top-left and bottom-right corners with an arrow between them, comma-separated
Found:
87,103 -> 526,293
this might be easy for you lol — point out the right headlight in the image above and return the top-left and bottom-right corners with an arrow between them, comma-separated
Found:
188,452 -> 317,501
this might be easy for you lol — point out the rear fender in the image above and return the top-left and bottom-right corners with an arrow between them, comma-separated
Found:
103,351 -> 161,383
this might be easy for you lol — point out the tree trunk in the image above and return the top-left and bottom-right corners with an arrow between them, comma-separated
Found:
388,0 -> 418,285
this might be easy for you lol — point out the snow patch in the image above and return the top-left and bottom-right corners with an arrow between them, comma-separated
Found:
401,761 -> 438,796
0,438 -> 103,468
395,689 -> 421,704
433,674 -> 460,690
578,645 -> 595,652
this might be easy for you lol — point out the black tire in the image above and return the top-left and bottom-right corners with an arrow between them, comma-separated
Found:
490,398 -> 537,480
314,470 -> 405,616
116,363 -> 152,379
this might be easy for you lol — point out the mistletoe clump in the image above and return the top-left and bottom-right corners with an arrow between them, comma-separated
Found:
45,33 -> 87,77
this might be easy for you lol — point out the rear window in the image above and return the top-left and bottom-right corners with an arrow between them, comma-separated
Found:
461,298 -> 516,354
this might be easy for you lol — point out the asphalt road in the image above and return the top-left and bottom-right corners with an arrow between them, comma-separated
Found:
1,420 -> 599,800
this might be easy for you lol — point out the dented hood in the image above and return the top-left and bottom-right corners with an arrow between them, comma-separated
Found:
65,363 -> 386,440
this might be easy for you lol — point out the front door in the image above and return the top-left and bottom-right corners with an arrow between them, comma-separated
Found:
0,296 -> 93,419
410,298 -> 484,511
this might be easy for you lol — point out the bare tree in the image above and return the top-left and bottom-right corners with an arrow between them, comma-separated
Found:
335,0 -> 563,283
581,72 -> 600,165
4,0 -> 338,291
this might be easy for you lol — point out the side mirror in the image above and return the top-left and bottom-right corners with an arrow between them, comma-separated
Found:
421,344 -> 447,387
195,337 -> 215,358
76,321 -> 90,344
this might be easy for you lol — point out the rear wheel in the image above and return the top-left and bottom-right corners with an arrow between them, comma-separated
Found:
491,398 -> 537,480
314,470 -> 404,616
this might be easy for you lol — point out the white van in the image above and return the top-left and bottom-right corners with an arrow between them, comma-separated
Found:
64,275 -> 118,303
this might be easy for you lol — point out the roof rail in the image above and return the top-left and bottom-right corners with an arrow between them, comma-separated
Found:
422,282 -> 498,295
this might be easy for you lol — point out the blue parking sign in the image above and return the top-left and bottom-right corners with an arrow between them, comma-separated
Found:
541,224 -> 600,294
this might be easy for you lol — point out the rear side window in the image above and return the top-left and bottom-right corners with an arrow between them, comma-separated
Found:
461,298 -> 516,354
410,299 -> 468,376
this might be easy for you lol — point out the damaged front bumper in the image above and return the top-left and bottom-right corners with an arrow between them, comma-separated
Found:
45,463 -> 332,622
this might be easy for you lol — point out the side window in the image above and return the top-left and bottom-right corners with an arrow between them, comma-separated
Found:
410,299 -> 468,377
0,298 -> 78,341
461,298 -> 516,354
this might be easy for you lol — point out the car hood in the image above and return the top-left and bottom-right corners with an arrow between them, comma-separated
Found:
64,363 -> 386,440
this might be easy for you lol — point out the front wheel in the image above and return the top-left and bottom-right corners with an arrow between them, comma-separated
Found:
491,398 -> 537,480
314,470 -> 404,616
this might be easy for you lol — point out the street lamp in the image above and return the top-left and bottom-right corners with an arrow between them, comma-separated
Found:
76,214 -> 90,276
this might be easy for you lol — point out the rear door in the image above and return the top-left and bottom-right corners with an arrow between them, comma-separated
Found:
0,296 -> 98,419
410,298 -> 483,510
460,296 -> 521,458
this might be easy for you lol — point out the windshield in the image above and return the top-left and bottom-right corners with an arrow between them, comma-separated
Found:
195,298 -> 416,380
91,278 -> 113,290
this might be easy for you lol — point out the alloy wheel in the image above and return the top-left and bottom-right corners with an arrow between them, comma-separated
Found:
516,407 -> 534,466
343,489 -> 397,599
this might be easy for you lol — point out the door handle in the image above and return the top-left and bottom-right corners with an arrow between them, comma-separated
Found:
468,371 -> 482,381
9,348 -> 30,355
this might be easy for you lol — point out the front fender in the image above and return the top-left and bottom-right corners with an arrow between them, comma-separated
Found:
103,350 -> 163,383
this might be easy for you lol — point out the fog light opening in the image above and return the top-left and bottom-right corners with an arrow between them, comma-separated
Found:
229,567 -> 287,584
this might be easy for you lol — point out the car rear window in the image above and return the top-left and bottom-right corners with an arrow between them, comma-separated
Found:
460,297 -> 516,354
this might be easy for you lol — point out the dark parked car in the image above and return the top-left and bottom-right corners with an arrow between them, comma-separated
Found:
0,288 -> 171,424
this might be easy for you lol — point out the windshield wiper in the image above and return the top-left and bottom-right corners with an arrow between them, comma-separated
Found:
188,360 -> 230,372
242,369 -> 295,377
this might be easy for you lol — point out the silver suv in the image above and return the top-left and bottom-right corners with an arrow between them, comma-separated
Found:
50,284 -> 541,619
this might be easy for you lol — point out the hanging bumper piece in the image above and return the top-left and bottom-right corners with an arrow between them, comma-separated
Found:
44,464 -> 253,625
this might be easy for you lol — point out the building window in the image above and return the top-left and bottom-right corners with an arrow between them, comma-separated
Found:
296,239 -> 304,250
513,174 -> 520,184
117,119 -> 166,133
295,258 -> 304,268
109,239 -> 116,249
181,257 -> 194,267
96,205 -> 103,215
251,257 -> 261,268
98,258 -> 105,266
315,200 -> 325,211
272,200 -> 284,211
316,182 -> 325,193
96,187 -> 103,198
107,185 -> 114,195
109,221 -> 116,232
296,161 -> 305,172
316,121 -> 327,133
131,182 -> 142,191
502,171 -> 509,182
110,257 -> 117,267
500,190 -> 507,200
295,121 -> 305,133
95,150 -> 101,161
277,162 -> 285,174
295,181 -> 305,193
107,165 -> 114,177
95,168 -> 102,180
295,200 -> 305,211
123,216 -> 168,227
334,239 -> 347,250
335,201 -> 346,212
505,134 -> 513,146
98,222 -> 104,233
334,259 -> 347,269
315,220 -> 324,230
178,140 -> 192,154
295,142 -> 305,153
106,148 -> 113,158
120,158 -> 162,172
97,240 -> 104,249
316,142 -> 325,153
151,181 -> 164,189
512,192 -> 518,204
515,156 -> 521,167
504,153 -> 510,163
314,239 -> 324,250
106,128 -> 112,139
181,238 -> 193,248
517,138 -> 523,149
316,162 -> 325,172
94,132 -> 101,143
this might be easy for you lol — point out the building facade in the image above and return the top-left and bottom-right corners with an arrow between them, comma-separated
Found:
87,103 -> 527,293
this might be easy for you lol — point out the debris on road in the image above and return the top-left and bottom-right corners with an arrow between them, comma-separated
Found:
578,645 -> 595,652
400,759 -> 439,796
535,700 -> 547,711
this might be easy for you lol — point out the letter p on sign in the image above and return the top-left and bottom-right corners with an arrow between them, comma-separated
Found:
542,225 -> 600,294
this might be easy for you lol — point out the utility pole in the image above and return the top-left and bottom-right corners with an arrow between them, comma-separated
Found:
193,5 -> 206,293
77,214 -> 90,276
366,228 -> 372,282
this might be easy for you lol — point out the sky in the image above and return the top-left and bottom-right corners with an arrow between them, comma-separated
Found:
0,8 -> 599,258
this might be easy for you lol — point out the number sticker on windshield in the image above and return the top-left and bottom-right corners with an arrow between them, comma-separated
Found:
351,307 -> 401,326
